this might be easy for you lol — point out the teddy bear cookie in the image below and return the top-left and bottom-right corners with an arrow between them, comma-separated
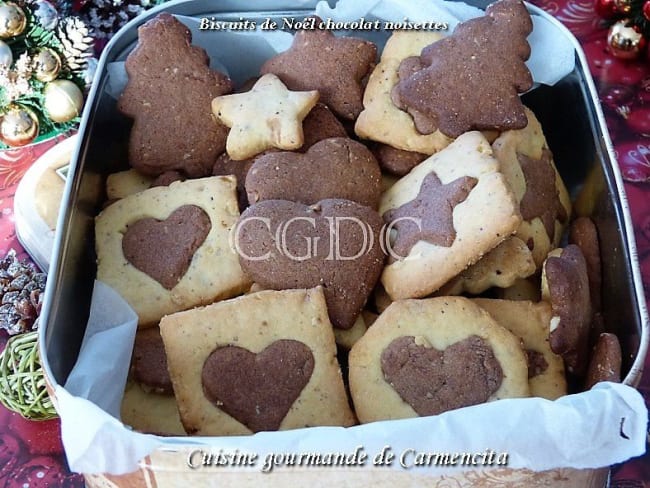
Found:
492,107 -> 572,269
392,0 -> 533,138
118,14 -> 232,177
380,131 -> 521,299
473,298 -> 567,400
355,31 -> 451,154
348,296 -> 530,423
260,17 -> 376,121
121,327 -> 185,435
95,176 -> 251,326
235,199 -> 385,330
159,287 -> 356,435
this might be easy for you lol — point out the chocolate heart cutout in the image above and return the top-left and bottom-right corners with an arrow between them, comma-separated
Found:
122,205 -> 211,289
381,335 -> 503,416
235,199 -> 386,329
202,340 -> 314,432
245,137 -> 382,209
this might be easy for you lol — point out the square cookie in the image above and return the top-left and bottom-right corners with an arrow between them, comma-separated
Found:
380,131 -> 521,299
96,176 -> 251,326
159,288 -> 356,435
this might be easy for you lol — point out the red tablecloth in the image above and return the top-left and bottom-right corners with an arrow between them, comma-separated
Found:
0,1 -> 649,486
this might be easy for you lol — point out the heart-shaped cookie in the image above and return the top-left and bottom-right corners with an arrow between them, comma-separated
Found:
202,340 -> 314,432
246,138 -> 382,209
381,335 -> 503,416
235,199 -> 386,329
122,205 -> 211,289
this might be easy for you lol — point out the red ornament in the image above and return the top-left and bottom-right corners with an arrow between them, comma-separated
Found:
595,0 -> 619,18
644,0 -> 650,21
583,38 -> 649,85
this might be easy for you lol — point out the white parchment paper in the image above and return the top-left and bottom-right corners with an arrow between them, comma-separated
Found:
52,0 -> 642,477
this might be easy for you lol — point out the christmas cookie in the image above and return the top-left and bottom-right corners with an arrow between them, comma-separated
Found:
246,138 -> 382,208
212,73 -> 319,160
393,0 -> 533,138
541,245 -> 592,376
380,131 -> 521,300
235,199 -> 385,330
492,107 -> 571,269
569,216 -> 602,312
473,298 -> 567,400
437,236 -> 535,296
496,277 -> 541,302
95,176 -> 250,326
260,17 -> 376,120
370,143 -> 428,177
348,296 -> 529,423
584,333 -> 622,390
121,381 -> 185,436
159,287 -> 355,435
106,169 -> 153,201
118,13 -> 232,177
355,31 -> 451,154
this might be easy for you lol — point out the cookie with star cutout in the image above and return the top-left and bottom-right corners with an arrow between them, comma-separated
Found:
492,107 -> 571,269
380,131 -> 521,300
211,73 -> 319,160
260,17 -> 377,120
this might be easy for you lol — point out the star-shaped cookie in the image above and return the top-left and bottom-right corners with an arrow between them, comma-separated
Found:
518,148 -> 568,240
384,172 -> 478,259
211,73 -> 319,160
260,18 -> 376,120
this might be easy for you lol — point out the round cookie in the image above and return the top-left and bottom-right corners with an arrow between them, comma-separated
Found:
348,296 -> 530,423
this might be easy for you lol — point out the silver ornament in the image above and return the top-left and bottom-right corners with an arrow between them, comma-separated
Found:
32,0 -> 58,30
0,39 -> 11,67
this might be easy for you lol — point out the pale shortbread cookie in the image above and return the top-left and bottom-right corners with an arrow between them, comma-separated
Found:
492,107 -> 571,269
159,288 -> 355,436
380,131 -> 521,300
437,236 -> 535,296
355,31 -> 452,154
334,314 -> 368,350
349,296 -> 530,423
96,176 -> 250,326
497,277 -> 541,302
121,381 -> 185,435
212,73 -> 319,160
106,169 -> 153,200
473,298 -> 567,400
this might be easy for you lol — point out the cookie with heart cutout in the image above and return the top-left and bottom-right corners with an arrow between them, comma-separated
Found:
491,107 -> 571,270
235,198 -> 386,330
348,296 -> 529,423
159,287 -> 355,435
95,176 -> 251,326
380,131 -> 521,300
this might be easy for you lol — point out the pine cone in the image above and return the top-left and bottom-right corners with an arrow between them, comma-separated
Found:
0,250 -> 46,335
57,17 -> 94,72
83,0 -> 160,40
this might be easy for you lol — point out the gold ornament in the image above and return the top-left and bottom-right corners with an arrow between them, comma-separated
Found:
0,105 -> 38,147
613,0 -> 632,14
43,79 -> 84,123
607,20 -> 647,60
0,2 -> 27,39
33,47 -> 61,82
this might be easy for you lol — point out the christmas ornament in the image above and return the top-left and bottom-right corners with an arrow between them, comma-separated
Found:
595,0 -> 619,19
0,105 -> 38,147
644,0 -> 650,20
607,20 -> 647,59
0,332 -> 57,420
57,17 -> 93,71
32,0 -> 58,30
43,79 -> 84,122
0,249 -> 45,334
613,0 -> 632,14
33,47 -> 61,82
0,38 -> 11,67
0,2 -> 26,39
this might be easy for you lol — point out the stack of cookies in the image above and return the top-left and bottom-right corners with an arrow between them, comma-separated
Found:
95,0 -> 621,437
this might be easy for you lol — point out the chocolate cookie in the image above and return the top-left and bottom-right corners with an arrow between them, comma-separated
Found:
260,17 -> 377,120
569,217 -> 602,312
159,288 -> 355,435
584,333 -> 622,390
393,0 -> 533,138
235,199 -> 386,330
370,143 -> 428,176
348,297 -> 529,423
246,138 -> 382,208
118,14 -> 232,177
131,327 -> 172,394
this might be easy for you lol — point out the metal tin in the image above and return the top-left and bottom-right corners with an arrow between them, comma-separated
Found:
38,0 -> 649,485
